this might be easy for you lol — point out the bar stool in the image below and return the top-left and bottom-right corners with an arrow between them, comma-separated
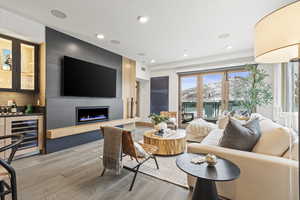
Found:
0,134 -> 24,200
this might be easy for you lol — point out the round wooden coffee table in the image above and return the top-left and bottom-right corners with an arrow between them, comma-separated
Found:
143,129 -> 186,155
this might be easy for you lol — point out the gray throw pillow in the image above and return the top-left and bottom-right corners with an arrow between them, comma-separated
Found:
219,118 -> 261,151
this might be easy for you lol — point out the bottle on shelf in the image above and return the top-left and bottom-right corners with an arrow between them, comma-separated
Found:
11,99 -> 17,113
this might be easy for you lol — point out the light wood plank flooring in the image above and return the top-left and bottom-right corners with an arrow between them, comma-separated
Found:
11,128 -> 192,200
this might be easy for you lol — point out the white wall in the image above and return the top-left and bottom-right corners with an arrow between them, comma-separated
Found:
136,62 -> 150,81
0,8 -> 45,43
138,80 -> 150,119
135,62 -> 151,118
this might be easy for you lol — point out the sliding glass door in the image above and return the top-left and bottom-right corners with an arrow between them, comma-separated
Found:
202,73 -> 224,122
179,68 -> 249,125
180,76 -> 198,124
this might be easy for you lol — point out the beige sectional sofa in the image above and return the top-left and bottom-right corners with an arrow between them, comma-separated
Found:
187,115 -> 299,200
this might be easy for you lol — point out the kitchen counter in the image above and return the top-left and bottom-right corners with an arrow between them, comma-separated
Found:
0,113 -> 44,118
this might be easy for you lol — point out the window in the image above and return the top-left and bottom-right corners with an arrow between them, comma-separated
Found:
179,68 -> 250,125
228,71 -> 251,112
282,62 -> 299,112
180,76 -> 197,123
202,73 -> 223,120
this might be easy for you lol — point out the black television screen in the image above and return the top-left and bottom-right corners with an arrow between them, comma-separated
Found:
62,56 -> 117,97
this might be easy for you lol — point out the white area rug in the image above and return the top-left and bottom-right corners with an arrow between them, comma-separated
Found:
122,154 -> 188,188
122,127 -> 189,188
99,126 -> 189,188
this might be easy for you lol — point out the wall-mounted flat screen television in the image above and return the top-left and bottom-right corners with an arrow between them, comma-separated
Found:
62,56 -> 117,97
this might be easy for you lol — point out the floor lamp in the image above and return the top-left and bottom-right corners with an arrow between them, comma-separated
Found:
254,1 -> 300,199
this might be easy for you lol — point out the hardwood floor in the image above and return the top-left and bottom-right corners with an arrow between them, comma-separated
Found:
11,128 -> 192,200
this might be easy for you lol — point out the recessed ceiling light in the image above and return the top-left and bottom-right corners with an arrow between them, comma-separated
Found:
137,16 -> 149,24
96,34 -> 104,40
110,40 -> 121,44
226,45 -> 233,50
150,59 -> 156,63
218,33 -> 230,39
183,53 -> 188,57
51,9 -> 67,19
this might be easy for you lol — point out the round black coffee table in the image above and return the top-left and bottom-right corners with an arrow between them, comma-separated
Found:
176,153 -> 240,200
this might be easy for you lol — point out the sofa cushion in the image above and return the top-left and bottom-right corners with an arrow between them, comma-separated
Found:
252,119 -> 293,157
217,115 -> 247,129
217,115 -> 229,129
250,113 -> 269,121
283,140 -> 299,161
219,118 -> 261,151
186,118 -> 218,142
201,129 -> 224,146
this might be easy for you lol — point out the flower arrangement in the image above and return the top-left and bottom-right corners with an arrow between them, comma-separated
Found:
148,113 -> 169,125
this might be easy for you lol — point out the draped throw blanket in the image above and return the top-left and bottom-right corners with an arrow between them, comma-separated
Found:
101,126 -> 123,175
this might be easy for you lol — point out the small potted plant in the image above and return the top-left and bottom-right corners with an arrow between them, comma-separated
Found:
149,113 -> 169,131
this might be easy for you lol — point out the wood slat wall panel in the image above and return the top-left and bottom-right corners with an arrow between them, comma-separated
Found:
197,75 -> 203,118
122,57 -> 136,119
35,43 -> 46,106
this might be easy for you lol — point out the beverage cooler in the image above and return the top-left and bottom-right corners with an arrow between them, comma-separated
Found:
0,115 -> 44,159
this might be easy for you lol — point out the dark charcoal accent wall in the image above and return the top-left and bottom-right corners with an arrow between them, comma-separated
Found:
46,130 -> 103,153
45,27 -> 123,152
150,76 -> 169,114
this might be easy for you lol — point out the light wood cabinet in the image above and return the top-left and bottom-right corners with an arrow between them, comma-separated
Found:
122,57 -> 136,118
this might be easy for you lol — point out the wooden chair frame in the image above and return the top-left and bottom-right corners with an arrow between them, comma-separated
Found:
121,130 -> 159,191
101,129 -> 159,191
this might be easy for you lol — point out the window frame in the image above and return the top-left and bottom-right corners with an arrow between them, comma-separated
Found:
178,66 -> 249,126
282,62 -> 299,113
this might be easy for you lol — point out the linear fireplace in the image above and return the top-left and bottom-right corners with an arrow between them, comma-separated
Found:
76,106 -> 109,125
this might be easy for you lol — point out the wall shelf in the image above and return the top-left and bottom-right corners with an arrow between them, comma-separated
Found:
47,118 -> 140,139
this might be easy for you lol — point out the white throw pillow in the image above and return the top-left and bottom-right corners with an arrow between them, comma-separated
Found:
283,140 -> 299,161
186,118 -> 218,142
134,142 -> 149,158
217,115 -> 229,129
201,129 -> 224,146
252,119 -> 292,157
250,113 -> 268,121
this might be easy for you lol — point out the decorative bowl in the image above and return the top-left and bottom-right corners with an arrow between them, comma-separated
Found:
205,154 -> 217,166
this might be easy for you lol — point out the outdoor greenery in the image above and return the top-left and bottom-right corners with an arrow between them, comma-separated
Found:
148,113 -> 169,125
232,65 -> 273,113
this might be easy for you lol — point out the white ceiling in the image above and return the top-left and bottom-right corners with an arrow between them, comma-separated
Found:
0,0 -> 294,66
